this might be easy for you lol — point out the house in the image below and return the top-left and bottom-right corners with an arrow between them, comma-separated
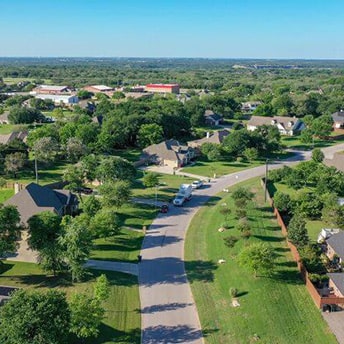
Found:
145,83 -> 180,94
241,101 -> 262,113
327,273 -> 344,298
317,228 -> 341,243
83,85 -> 114,95
204,110 -> 223,126
0,131 -> 28,145
4,183 -> 78,226
30,85 -> 71,95
34,94 -> 79,105
188,130 -> 230,151
78,100 -> 96,113
142,139 -> 194,168
332,111 -> 344,129
326,231 -> 344,264
247,116 -> 305,136
0,112 -> 10,124
324,152 -> 344,172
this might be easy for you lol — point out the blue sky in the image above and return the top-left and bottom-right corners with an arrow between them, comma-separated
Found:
1,0 -> 343,58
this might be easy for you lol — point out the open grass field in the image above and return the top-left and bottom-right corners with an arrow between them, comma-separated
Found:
91,229 -> 144,263
0,124 -> 29,134
0,261 -> 140,344
282,133 -> 344,150
132,173 -> 195,203
185,178 -> 336,344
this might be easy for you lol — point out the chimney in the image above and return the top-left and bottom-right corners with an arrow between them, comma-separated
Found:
206,132 -> 210,138
14,182 -> 20,194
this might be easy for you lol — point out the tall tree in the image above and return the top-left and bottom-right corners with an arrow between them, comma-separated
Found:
59,217 -> 93,282
0,204 -> 21,258
0,289 -> 70,344
27,212 -> 64,275
96,156 -> 136,183
4,152 -> 26,178
287,215 -> 309,248
137,123 -> 164,148
90,209 -> 121,238
98,180 -> 132,208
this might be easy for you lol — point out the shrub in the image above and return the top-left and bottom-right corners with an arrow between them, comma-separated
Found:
241,230 -> 252,239
221,221 -> 231,229
219,207 -> 231,217
235,208 -> 247,219
236,218 -> 251,232
223,236 -> 238,248
229,287 -> 238,298
236,156 -> 245,163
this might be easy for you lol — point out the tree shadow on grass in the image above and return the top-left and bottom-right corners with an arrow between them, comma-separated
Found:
0,262 -> 14,274
93,236 -> 143,253
273,269 -> 304,285
253,235 -> 285,243
70,325 -> 141,344
276,261 -> 298,268
9,273 -> 73,288
185,260 -> 218,283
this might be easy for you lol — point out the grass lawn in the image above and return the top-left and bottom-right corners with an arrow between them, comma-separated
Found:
282,134 -> 344,150
185,178 -> 336,344
91,229 -> 144,263
0,124 -> 29,134
132,173 -> 195,203
116,202 -> 157,230
113,149 -> 142,163
0,261 -> 140,344
0,188 -> 14,203
306,220 -> 328,242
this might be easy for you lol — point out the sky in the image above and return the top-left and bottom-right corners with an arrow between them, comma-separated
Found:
0,0 -> 343,59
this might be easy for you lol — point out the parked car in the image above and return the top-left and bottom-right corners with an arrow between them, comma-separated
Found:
76,187 -> 93,195
192,180 -> 204,189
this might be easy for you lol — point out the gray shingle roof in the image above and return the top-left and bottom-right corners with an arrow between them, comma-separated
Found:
188,130 -> 230,147
327,231 -> 344,260
4,183 -> 74,225
328,273 -> 344,296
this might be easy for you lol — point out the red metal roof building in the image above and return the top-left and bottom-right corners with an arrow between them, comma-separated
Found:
145,83 -> 180,94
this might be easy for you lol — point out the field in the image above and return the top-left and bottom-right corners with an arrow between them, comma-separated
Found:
0,188 -> 14,203
185,178 -> 336,344
0,261 -> 140,344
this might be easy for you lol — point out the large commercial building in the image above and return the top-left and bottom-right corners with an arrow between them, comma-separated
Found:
145,83 -> 180,94
34,93 -> 79,105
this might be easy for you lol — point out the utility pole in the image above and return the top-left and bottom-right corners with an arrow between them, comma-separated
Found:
34,152 -> 38,184
264,159 -> 268,202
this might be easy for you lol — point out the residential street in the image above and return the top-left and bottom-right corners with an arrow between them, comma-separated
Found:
138,143 -> 344,344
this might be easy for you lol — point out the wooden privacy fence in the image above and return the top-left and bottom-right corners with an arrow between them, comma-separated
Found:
262,178 -> 344,308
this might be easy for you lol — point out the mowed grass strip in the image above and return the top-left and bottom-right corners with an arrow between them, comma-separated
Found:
91,229 -> 144,263
0,261 -> 140,344
185,178 -> 336,344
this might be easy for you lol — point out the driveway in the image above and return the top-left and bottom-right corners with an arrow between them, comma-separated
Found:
138,144 -> 344,344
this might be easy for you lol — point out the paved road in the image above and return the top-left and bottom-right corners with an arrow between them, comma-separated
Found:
138,144 -> 344,344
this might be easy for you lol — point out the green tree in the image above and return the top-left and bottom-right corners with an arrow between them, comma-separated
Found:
0,289 -> 70,344
8,106 -> 44,124
287,215 -> 309,248
77,90 -> 92,99
90,209 -> 121,238
112,91 -> 125,100
63,165 -> 84,191
83,195 -> 101,217
143,172 -> 159,188
33,137 -> 60,163
98,180 -> 132,208
59,217 -> 93,282
238,242 -> 276,277
27,212 -> 64,275
65,137 -> 87,162
96,156 -> 136,183
273,191 -> 292,214
0,204 -> 21,258
94,274 -> 110,301
137,123 -> 164,148
311,148 -> 324,163
231,186 -> 254,207
243,147 -> 259,161
4,152 -> 26,177
69,293 -> 104,340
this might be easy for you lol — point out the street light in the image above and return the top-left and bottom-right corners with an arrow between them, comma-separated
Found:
264,159 -> 269,202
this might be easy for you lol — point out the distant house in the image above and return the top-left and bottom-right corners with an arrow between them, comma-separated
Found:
188,130 -> 230,150
5,183 -> 78,226
324,152 -> 344,172
332,111 -> 344,129
145,83 -> 180,94
142,139 -> 194,168
78,100 -> 96,113
247,116 -> 305,136
241,101 -> 262,113
83,85 -> 114,95
0,131 -> 28,145
326,231 -> 344,264
0,112 -> 10,124
34,94 -> 79,105
204,110 -> 223,126
31,85 -> 71,95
